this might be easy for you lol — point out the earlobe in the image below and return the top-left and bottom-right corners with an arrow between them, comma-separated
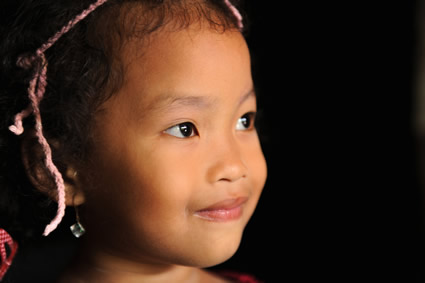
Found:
20,131 -> 85,206
63,168 -> 85,206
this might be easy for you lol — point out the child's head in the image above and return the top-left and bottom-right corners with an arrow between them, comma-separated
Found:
0,0 -> 266,273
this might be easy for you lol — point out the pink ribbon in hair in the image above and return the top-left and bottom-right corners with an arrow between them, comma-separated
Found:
9,51 -> 67,237
8,0 -> 109,237
223,0 -> 243,30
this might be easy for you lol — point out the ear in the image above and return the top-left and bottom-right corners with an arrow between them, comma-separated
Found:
20,131 -> 86,206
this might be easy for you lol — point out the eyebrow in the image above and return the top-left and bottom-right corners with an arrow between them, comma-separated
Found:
238,88 -> 255,107
167,95 -> 213,109
148,88 -> 255,113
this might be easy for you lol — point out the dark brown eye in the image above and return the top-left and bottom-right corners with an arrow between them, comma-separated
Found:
165,122 -> 197,138
179,123 -> 194,137
236,112 -> 256,131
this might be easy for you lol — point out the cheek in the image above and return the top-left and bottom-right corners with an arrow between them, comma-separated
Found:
82,138 -> 200,250
134,163 -> 195,228
111,147 -> 213,264
243,135 -> 268,217
245,134 -> 268,192
92,145 -> 196,226
253,146 -> 267,195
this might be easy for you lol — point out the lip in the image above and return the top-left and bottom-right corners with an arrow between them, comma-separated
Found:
194,197 -> 248,222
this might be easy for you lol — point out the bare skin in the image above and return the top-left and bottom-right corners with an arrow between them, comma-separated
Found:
61,249 -> 231,283
56,24 -> 267,283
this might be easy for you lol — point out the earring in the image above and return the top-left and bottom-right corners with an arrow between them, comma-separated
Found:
70,194 -> 85,238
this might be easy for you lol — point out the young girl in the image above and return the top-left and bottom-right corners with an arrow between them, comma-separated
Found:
0,0 -> 267,282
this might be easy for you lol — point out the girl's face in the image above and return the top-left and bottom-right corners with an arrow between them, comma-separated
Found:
81,26 -> 267,268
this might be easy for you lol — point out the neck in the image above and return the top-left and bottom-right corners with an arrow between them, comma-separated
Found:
58,239 -> 226,283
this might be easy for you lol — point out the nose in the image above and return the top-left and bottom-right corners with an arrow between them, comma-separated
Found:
206,137 -> 248,184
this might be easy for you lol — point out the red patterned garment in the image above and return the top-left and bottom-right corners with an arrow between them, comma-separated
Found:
0,229 -> 18,281
217,271 -> 264,283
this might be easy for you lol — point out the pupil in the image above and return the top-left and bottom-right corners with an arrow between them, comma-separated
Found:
180,123 -> 192,137
242,114 -> 250,128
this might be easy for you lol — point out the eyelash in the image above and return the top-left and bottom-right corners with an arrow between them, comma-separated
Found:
164,112 -> 256,139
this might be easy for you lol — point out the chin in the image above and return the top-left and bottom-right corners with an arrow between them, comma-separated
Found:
202,247 -> 240,268
189,231 -> 244,268
186,213 -> 254,268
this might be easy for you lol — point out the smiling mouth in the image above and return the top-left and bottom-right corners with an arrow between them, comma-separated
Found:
194,197 -> 248,222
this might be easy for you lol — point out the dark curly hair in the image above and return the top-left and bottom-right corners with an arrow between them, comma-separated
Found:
0,0 -> 244,244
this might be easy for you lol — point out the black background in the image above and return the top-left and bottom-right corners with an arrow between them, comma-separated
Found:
4,1 -> 425,282
214,0 -> 425,282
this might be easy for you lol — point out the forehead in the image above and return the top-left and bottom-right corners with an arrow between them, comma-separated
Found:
118,27 -> 252,108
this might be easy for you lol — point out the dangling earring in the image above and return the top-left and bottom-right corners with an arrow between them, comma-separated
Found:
70,193 -> 85,238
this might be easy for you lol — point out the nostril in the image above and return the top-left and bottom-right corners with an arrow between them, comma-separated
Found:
218,170 -> 246,183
